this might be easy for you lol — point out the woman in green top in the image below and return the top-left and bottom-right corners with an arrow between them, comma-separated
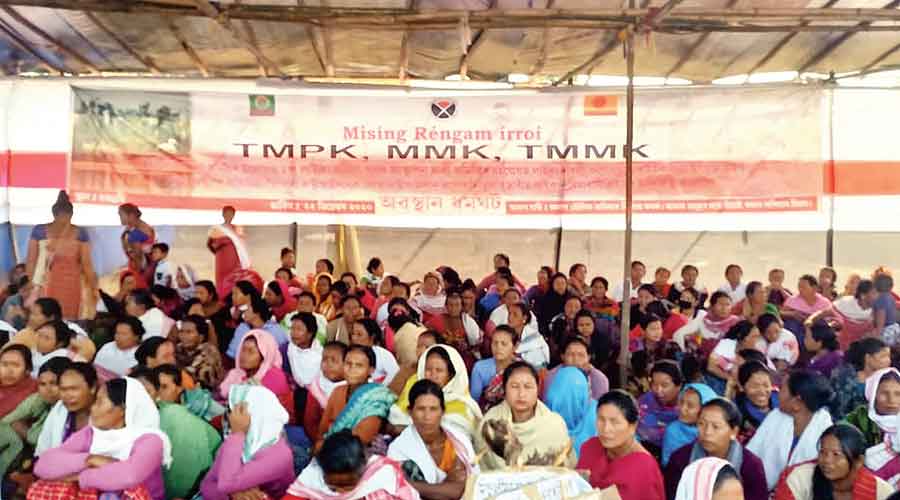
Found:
132,366 -> 223,500
0,357 -> 70,478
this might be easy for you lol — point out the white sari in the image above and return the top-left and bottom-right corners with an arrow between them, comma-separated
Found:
746,408 -> 833,491
387,422 -> 476,484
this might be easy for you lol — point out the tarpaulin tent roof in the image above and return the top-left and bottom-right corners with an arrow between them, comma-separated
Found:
0,1 -> 897,84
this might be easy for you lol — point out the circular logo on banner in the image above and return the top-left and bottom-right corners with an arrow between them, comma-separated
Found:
431,99 -> 457,119
255,95 -> 273,109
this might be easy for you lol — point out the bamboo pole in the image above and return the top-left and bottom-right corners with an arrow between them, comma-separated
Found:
619,21 -> 635,389
1,6 -> 98,72
0,17 -> 66,74
84,11 -> 160,74
165,16 -> 210,76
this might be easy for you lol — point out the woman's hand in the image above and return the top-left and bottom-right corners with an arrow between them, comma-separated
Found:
84,454 -> 118,468
231,487 -> 267,500
228,402 -> 251,434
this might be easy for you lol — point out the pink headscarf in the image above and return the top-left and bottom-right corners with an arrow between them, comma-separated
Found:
219,329 -> 284,398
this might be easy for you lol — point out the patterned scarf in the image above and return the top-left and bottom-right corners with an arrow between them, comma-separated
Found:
326,383 -> 396,438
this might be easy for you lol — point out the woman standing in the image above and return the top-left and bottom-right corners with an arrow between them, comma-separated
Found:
475,361 -> 574,470
26,191 -> 97,320
207,206 -> 251,297
664,398 -> 768,500
118,203 -> 156,286
577,390 -> 665,500
775,424 -> 894,500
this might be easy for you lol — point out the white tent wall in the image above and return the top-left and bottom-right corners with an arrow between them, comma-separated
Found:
1,79 -> 899,290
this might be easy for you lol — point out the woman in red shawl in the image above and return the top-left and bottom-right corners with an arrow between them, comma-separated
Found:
265,279 -> 298,323
0,344 -> 37,419
207,206 -> 251,298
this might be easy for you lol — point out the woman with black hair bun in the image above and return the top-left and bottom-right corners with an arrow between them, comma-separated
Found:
774,424 -> 893,500
25,190 -> 97,320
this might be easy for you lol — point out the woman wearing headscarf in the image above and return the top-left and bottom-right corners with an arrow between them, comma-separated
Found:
317,345 -> 396,451
388,379 -> 476,500
860,368 -> 900,487
25,191 -> 97,320
389,344 -> 482,439
775,424 -> 894,500
199,385 -> 295,500
285,431 -> 419,500
747,370 -> 834,491
475,361 -> 574,471
665,398 -> 767,500
674,458 -> 744,500
545,366 -> 598,458
220,330 -> 294,422
173,264 -> 197,302
265,279 -> 298,324
31,377 -> 172,500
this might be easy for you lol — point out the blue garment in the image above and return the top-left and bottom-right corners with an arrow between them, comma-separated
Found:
470,358 -> 497,401
545,366 -> 597,457
479,293 -> 501,315
660,383 -> 717,465
125,227 -> 151,244
227,320 -> 290,359
875,292 -> 897,326
31,224 -> 89,242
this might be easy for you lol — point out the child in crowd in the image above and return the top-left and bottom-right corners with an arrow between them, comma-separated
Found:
661,382 -> 717,466
150,243 -> 173,288
302,341 -> 347,443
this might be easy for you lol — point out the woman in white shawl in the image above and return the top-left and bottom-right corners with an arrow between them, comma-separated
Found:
675,457 -> 744,500
389,344 -> 482,439
747,370 -> 834,491
207,206 -> 252,297
31,320 -> 84,377
863,368 -> 900,487
33,377 -> 172,500
507,303 -> 550,369
410,271 -> 447,317
388,379 -> 476,500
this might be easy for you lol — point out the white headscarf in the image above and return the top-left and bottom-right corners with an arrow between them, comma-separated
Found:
175,264 -> 197,302
287,340 -> 323,388
867,368 -> 900,448
675,457 -> 732,500
228,385 -> 288,463
89,377 -> 172,467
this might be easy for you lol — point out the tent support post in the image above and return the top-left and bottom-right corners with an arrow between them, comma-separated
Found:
618,21 -> 635,388
826,86 -> 836,267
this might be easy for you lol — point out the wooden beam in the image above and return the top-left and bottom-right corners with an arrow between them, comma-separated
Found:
84,11 -> 160,73
397,0 -> 417,80
1,2 -> 900,27
165,16 -> 209,76
190,0 -> 286,77
798,0 -> 900,74
319,0 -> 335,77
860,41 -> 900,74
458,0 -> 497,78
664,0 -> 739,79
551,0 -> 651,86
234,0 -> 266,77
745,0 -> 839,77
1,6 -> 98,72
529,0 -> 555,76
0,16 -> 65,73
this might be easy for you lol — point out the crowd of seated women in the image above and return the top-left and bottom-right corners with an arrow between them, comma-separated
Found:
7,238 -> 900,500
